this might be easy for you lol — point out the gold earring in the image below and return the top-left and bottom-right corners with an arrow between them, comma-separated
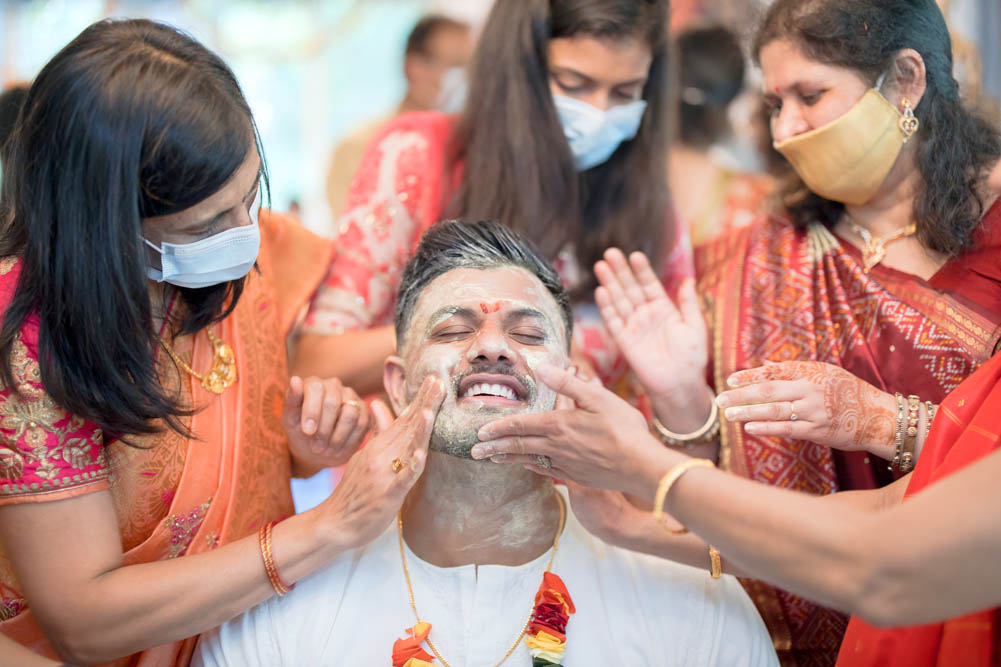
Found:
899,98 -> 919,144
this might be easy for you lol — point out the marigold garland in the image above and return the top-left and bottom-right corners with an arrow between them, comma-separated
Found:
390,571 -> 577,666
391,496 -> 574,666
525,571 -> 576,665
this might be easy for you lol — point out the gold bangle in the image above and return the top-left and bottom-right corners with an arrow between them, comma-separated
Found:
259,521 -> 293,596
924,401 -> 937,439
652,458 -> 715,534
900,394 -> 920,472
890,393 -> 906,471
708,545 -> 722,579
650,391 -> 720,447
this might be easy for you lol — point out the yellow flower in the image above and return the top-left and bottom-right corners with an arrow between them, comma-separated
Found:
526,629 -> 566,661
401,659 -> 435,667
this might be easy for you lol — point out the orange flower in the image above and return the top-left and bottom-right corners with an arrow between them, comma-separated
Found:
392,622 -> 435,666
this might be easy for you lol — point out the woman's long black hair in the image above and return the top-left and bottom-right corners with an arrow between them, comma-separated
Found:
0,18 -> 267,442
755,0 -> 1000,255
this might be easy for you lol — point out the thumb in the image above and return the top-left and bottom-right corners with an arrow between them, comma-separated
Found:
537,363 -> 606,411
283,376 -> 304,426
370,399 -> 394,433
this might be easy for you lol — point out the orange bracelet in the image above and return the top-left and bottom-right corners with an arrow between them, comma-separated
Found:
259,520 -> 293,596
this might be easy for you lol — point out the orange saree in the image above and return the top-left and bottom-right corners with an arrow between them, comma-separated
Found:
837,350 -> 1001,667
0,211 -> 332,666
695,199 -> 1001,666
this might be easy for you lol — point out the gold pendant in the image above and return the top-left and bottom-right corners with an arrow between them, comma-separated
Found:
861,243 -> 886,273
201,333 -> 237,394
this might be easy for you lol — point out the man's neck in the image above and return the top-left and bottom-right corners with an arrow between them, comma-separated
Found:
401,451 -> 561,568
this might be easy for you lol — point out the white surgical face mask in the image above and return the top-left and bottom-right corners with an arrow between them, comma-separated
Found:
145,198 -> 261,289
436,66 -> 468,113
553,93 -> 647,170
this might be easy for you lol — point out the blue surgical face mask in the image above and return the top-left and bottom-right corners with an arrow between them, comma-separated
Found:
145,198 -> 261,289
553,94 -> 648,170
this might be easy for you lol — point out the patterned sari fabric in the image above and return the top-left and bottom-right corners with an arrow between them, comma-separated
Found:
301,111 -> 694,412
0,211 -> 332,665
837,351 -> 1001,667
695,202 -> 1001,667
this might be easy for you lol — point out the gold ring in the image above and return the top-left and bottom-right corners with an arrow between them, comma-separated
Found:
343,399 -> 363,409
391,457 -> 405,473
536,455 -> 552,470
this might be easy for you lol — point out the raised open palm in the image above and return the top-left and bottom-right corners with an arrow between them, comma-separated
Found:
594,248 -> 708,401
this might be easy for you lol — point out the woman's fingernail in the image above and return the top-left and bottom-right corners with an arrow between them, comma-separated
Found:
745,423 -> 760,434
471,445 -> 486,459
726,375 -> 739,388
715,394 -> 730,408
303,419 -> 317,434
724,407 -> 742,421
490,454 -> 508,463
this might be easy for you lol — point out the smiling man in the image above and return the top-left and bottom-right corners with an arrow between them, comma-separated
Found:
194,220 -> 776,666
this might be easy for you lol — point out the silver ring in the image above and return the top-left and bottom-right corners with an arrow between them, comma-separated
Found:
789,401 -> 798,422
536,455 -> 552,470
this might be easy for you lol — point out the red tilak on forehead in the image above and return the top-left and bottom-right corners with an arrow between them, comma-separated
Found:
479,302 -> 502,314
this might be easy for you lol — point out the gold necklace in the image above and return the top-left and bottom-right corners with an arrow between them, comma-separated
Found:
159,328 -> 237,394
396,492 -> 567,667
846,219 -> 918,273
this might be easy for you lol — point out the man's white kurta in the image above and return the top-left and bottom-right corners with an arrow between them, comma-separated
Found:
195,494 -> 778,666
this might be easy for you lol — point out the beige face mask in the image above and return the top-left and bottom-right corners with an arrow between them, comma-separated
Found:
773,88 -> 906,206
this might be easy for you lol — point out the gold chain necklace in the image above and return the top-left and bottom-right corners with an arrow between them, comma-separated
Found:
846,219 -> 918,273
396,493 -> 567,667
159,328 -> 237,394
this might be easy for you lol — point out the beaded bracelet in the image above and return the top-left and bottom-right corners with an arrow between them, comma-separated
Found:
259,520 -> 294,596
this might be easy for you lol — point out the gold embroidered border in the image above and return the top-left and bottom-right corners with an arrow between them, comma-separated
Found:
0,468 -> 109,497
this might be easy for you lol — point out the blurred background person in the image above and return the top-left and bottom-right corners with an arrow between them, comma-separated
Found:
324,13 -> 474,227
669,25 -> 773,245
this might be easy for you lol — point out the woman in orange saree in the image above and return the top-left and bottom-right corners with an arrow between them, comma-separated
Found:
0,19 -> 443,666
0,209 -> 330,665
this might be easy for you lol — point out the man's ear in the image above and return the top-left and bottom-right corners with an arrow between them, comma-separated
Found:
886,48 -> 928,111
384,355 -> 408,417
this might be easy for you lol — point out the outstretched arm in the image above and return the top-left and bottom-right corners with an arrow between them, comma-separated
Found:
475,365 -> 1000,626
0,378 -> 443,665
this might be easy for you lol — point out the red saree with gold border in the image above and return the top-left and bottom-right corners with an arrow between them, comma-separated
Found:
695,200 -> 1001,666
0,211 -> 332,666
837,350 -> 1001,667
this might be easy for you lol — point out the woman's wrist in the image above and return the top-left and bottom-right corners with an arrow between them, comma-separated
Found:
648,381 -> 715,434
628,443 -> 688,500
296,503 -> 355,561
